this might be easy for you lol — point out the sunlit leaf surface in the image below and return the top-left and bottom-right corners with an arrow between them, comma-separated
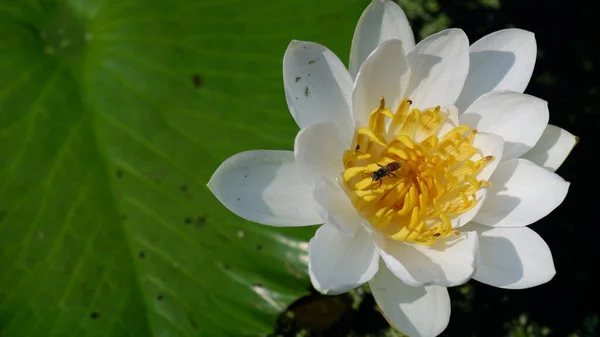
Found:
0,0 -> 367,335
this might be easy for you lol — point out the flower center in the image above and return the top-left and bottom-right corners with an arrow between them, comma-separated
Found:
341,97 -> 494,246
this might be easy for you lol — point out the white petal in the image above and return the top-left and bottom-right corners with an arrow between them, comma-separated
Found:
444,105 -> 460,125
313,178 -> 363,235
309,224 -> 379,295
283,40 -> 354,141
208,150 -> 321,227
452,189 -> 487,228
472,132 -> 504,180
353,39 -> 411,127
370,262 -> 450,337
434,105 -> 459,139
450,132 -> 501,229
468,224 -> 555,289
474,158 -> 570,227
406,28 -> 469,110
461,90 -> 549,159
349,0 -> 415,78
376,231 -> 478,287
294,123 -> 346,181
521,124 -> 578,171
456,29 -> 537,112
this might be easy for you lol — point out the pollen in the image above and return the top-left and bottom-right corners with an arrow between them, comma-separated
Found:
341,97 -> 494,246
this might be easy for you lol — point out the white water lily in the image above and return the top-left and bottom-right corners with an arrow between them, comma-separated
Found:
208,1 -> 577,336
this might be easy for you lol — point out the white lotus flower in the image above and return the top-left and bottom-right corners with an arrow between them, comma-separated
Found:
208,1 -> 577,336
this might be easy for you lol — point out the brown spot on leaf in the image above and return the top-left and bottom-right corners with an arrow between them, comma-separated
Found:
195,215 -> 207,227
192,75 -> 203,88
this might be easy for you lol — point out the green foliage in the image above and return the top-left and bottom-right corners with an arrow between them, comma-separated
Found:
0,0 -> 368,336
568,314 -> 599,337
397,0 -> 452,39
504,314 -> 551,337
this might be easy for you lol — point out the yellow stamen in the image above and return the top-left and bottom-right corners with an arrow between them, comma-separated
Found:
342,98 -> 494,246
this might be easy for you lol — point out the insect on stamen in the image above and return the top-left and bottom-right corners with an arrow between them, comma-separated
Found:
370,161 -> 401,187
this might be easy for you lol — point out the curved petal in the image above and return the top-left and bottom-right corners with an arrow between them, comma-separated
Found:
313,178 -> 363,235
461,90 -> 549,159
294,123 -> 346,181
353,39 -> 412,127
452,189 -> 487,228
349,0 -> 415,78
376,231 -> 478,287
456,29 -> 537,112
283,40 -> 354,141
370,262 -> 450,337
435,106 -> 459,138
474,158 -> 570,227
406,28 -> 470,110
208,150 -> 321,226
467,223 -> 555,289
521,124 -> 578,171
309,224 -> 379,295
472,131 -> 504,180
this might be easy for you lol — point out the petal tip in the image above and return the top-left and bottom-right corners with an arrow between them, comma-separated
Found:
547,266 -> 557,282
518,28 -> 536,40
288,39 -> 309,49
497,27 -> 535,40
206,169 -> 222,196
446,27 -> 469,41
